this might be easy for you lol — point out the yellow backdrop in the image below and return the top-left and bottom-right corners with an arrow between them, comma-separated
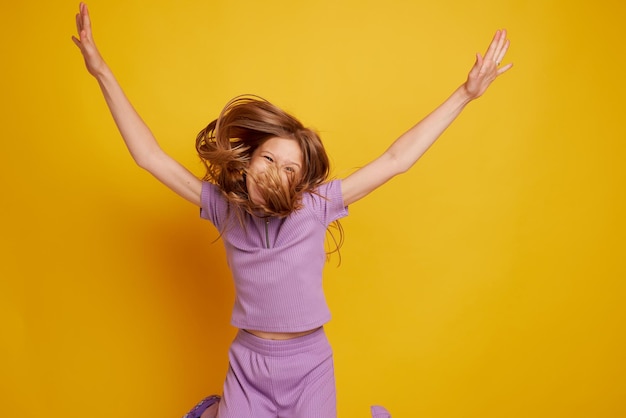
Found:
1,1 -> 625,417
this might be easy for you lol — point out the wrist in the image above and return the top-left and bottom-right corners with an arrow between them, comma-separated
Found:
455,84 -> 475,106
92,62 -> 113,81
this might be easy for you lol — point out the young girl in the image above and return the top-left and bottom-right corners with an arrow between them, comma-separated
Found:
72,3 -> 512,417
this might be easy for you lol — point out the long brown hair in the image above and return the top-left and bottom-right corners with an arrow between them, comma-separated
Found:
196,95 -> 343,254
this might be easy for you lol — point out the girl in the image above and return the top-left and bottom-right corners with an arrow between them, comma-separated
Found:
72,3 -> 512,417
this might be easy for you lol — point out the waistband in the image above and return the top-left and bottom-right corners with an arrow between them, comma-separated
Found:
235,327 -> 329,357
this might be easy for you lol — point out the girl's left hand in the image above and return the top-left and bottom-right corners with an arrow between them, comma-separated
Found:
464,29 -> 513,100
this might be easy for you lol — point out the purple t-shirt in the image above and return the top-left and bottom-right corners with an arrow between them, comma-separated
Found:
200,180 -> 348,333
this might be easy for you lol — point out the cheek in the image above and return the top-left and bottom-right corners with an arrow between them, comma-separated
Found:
289,168 -> 304,184
280,171 -> 298,186
245,172 -> 263,204
246,160 -> 259,174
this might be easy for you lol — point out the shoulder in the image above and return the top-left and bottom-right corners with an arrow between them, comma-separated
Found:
200,181 -> 225,204
303,180 -> 348,225
307,179 -> 342,200
199,181 -> 229,225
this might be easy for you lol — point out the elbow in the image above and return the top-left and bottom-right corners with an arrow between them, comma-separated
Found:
385,151 -> 412,176
134,154 -> 151,171
134,153 -> 160,174
396,161 -> 412,176
133,146 -> 162,171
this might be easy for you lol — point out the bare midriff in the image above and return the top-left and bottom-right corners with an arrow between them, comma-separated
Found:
244,327 -> 321,341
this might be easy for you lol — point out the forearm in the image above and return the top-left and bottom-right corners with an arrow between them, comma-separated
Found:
341,30 -> 511,206
94,64 -> 162,169
386,84 -> 473,173
73,3 -> 203,205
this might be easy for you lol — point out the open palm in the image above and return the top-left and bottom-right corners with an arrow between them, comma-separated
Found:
71,2 -> 106,77
464,29 -> 512,99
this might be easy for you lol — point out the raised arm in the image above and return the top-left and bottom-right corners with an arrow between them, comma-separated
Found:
72,3 -> 202,206
341,29 -> 513,206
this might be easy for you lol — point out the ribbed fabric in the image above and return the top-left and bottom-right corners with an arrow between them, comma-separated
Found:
200,180 -> 348,332
218,328 -> 336,418
371,405 -> 392,417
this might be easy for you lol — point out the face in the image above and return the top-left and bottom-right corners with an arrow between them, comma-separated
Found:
246,137 -> 303,205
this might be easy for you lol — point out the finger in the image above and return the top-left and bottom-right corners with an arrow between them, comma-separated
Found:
494,29 -> 508,61
483,29 -> 502,62
495,39 -> 510,66
71,35 -> 82,49
493,30 -> 508,65
78,3 -> 85,28
75,13 -> 81,34
496,28 -> 507,50
83,3 -> 92,32
497,62 -> 514,75
470,53 -> 482,70
475,52 -> 484,69
469,52 -> 483,77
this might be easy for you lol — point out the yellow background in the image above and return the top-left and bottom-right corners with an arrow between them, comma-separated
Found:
1,0 -> 625,417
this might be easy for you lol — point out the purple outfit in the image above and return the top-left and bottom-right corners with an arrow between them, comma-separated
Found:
200,180 -> 348,333
199,180 -> 350,417
219,328 -> 336,418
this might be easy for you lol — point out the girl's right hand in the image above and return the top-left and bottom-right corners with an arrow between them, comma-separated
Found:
72,2 -> 106,77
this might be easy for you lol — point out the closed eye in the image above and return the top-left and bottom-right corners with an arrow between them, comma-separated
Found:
263,155 -> 274,163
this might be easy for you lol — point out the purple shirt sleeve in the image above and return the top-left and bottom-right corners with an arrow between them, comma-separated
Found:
199,181 -> 228,229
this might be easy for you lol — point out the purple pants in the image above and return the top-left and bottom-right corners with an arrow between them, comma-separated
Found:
217,327 -> 336,418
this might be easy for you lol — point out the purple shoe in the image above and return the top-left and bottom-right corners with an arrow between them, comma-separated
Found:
183,395 -> 220,418
371,405 -> 391,418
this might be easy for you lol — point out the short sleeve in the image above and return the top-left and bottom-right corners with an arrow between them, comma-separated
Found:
308,180 -> 349,226
199,181 -> 228,229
